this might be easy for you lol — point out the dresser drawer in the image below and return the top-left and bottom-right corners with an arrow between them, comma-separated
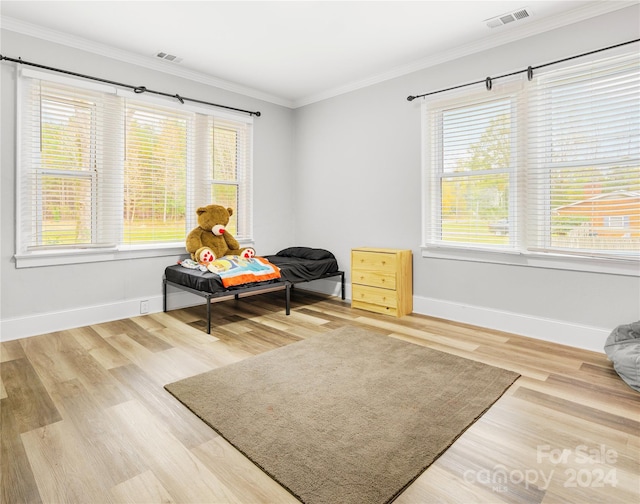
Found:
351,250 -> 397,274
351,269 -> 396,290
352,300 -> 397,317
352,284 -> 397,309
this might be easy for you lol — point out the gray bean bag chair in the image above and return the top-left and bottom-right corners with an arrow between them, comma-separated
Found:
604,321 -> 640,392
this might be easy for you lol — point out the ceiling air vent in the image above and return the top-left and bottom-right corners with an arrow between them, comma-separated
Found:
155,51 -> 183,63
486,8 -> 531,28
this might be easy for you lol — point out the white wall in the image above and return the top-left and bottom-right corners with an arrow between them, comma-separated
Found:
292,5 -> 640,352
0,29 -> 296,340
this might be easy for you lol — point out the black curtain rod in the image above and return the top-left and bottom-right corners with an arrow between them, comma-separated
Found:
407,38 -> 640,101
0,54 -> 261,117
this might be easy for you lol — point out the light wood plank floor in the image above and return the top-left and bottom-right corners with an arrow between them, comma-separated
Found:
2,290 -> 639,503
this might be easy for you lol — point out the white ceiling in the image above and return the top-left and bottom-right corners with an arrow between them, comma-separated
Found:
0,1 -> 634,107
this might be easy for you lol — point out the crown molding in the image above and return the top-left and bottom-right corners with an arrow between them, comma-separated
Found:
2,1 -> 637,110
292,0 -> 639,108
0,16 -> 295,108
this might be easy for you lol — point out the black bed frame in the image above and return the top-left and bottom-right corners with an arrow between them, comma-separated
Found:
163,270 -> 345,334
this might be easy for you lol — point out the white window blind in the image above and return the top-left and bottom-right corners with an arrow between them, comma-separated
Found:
17,69 -> 253,264
124,100 -> 191,245
423,79 -> 523,250
18,76 -> 122,250
527,51 -> 640,258
422,48 -> 640,263
210,117 -> 253,240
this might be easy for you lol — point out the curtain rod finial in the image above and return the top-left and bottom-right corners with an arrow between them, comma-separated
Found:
254,111 -> 261,117
407,96 -> 416,102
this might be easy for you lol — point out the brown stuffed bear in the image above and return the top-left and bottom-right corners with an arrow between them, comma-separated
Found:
186,204 -> 255,263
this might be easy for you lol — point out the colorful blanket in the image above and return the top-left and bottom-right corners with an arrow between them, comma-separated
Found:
205,255 -> 282,288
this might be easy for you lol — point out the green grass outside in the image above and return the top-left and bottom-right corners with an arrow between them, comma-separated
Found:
441,219 -> 509,245
41,219 -> 187,245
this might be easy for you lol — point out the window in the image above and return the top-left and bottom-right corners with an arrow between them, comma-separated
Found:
123,101 -> 189,244
424,87 -> 521,249
16,69 -> 253,266
18,79 -> 119,249
209,118 -> 252,239
604,215 -> 630,229
422,49 -> 639,269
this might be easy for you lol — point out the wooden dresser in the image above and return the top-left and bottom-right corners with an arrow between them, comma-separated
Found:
351,247 -> 412,317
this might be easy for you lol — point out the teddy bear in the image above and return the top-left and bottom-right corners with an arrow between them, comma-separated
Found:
186,204 -> 255,263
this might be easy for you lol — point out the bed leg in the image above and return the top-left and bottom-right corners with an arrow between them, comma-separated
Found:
285,283 -> 291,315
206,295 -> 212,334
341,272 -> 346,300
163,276 -> 167,312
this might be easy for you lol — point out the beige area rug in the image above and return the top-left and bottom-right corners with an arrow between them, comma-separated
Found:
165,326 -> 519,504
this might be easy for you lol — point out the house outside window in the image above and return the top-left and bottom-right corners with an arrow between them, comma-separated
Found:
16,69 -> 253,267
422,48 -> 639,270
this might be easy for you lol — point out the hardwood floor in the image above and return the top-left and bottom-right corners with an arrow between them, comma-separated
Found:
1,290 -> 638,503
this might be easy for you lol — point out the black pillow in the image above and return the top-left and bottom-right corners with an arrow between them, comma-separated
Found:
276,247 -> 335,260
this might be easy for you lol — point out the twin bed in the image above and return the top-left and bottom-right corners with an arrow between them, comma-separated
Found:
163,247 -> 345,333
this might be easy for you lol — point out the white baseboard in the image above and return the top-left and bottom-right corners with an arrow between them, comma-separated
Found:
412,295 -> 610,353
299,285 -> 609,353
0,282 -> 314,342
0,296 -> 156,342
0,284 -> 610,353
0,288 -> 206,343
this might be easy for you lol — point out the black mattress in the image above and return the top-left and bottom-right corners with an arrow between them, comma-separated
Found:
165,247 -> 339,294
265,254 -> 338,283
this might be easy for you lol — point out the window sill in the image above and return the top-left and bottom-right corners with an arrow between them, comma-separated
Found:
421,245 -> 640,277
14,244 -> 187,269
14,240 -> 256,269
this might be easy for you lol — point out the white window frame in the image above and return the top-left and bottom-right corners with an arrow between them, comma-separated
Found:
208,117 -> 253,240
422,81 -> 523,252
421,50 -> 639,277
15,69 -> 254,268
